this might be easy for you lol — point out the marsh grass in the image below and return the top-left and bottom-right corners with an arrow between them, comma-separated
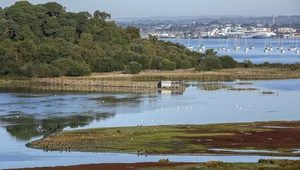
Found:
262,91 -> 275,95
2,68 -> 300,93
198,83 -> 231,91
198,83 -> 258,91
227,87 -> 258,91
27,121 -> 300,156
236,82 -> 254,85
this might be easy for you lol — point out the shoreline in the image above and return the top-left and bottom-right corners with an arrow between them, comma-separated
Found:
26,121 -> 300,157
1,68 -> 300,93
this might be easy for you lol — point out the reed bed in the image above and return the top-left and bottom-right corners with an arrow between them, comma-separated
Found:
2,67 -> 300,93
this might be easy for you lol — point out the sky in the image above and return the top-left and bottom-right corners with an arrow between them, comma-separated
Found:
0,0 -> 299,19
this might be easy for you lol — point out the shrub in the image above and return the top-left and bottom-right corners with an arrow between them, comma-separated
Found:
219,55 -> 237,69
243,59 -> 253,68
124,61 -> 142,74
52,58 -> 91,76
21,63 -> 60,78
158,159 -> 170,164
150,57 -> 163,69
96,57 -> 123,72
205,161 -> 227,168
159,59 -> 176,70
179,59 -> 192,69
197,56 -> 222,71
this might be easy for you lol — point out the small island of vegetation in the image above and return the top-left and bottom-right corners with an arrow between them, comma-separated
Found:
27,121 -> 300,157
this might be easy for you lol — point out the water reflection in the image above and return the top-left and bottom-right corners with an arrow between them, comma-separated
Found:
158,89 -> 185,95
89,95 -> 143,107
0,112 -> 115,140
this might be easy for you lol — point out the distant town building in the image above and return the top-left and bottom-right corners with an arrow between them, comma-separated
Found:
277,28 -> 296,33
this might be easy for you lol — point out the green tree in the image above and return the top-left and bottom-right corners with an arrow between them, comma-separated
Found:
52,58 -> 91,76
126,26 -> 140,39
43,17 -> 60,37
57,26 -> 77,41
197,55 -> 222,71
180,59 -> 192,69
219,55 -> 237,69
124,61 -> 142,74
38,44 -> 59,63
0,1 -> 211,77
159,59 -> 176,70
43,2 -> 64,17
93,10 -> 111,20
150,57 -> 163,69
243,59 -> 253,68
0,19 -> 19,39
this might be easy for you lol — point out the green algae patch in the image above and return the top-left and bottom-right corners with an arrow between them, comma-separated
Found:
27,121 -> 300,156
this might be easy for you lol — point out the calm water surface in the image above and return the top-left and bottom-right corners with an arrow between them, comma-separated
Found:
162,38 -> 300,64
1,79 -> 300,169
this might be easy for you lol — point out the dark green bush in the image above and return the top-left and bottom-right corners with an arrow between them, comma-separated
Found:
197,56 -> 222,71
219,55 -> 237,69
21,63 -> 60,78
124,61 -> 142,74
52,58 -> 91,76
159,59 -> 176,70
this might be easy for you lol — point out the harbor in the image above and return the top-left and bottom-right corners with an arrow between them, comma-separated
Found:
162,38 -> 300,64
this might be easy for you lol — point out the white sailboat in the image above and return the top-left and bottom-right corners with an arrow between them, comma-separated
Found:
221,39 -> 226,51
244,38 -> 249,53
280,38 -> 285,53
234,36 -> 240,51
296,39 -> 299,54
226,38 -> 230,52
264,38 -> 269,53
197,36 -> 206,52
288,36 -> 297,51
288,20 -> 296,52
269,38 -> 273,51
218,35 -> 222,51
249,38 -> 254,50
187,36 -> 193,50
277,37 -> 283,50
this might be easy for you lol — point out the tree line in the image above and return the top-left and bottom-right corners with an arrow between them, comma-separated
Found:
0,1 -> 269,78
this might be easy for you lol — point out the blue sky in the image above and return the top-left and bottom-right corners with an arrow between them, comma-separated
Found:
1,0 -> 299,19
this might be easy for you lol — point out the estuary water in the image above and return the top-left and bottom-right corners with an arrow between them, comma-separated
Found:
1,79 -> 300,169
161,38 -> 300,64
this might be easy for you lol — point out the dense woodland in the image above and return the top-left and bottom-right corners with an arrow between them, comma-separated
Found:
3,2 -> 297,78
0,2 -> 241,77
